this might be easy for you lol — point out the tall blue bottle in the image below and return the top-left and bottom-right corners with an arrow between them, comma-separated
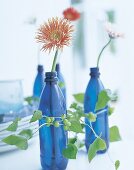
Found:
38,72 -> 68,170
33,65 -> 44,98
84,67 -> 109,153
56,64 -> 66,102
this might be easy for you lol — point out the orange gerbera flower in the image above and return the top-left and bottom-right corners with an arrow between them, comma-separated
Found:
36,17 -> 74,52
63,7 -> 80,21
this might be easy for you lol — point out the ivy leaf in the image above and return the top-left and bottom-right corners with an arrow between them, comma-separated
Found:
69,120 -> 83,133
110,126 -> 121,142
30,110 -> 42,123
75,106 -> 84,116
25,96 -> 39,105
24,96 -> 33,104
69,111 -> 84,121
115,160 -> 120,170
88,138 -> 106,162
69,103 -> 84,121
70,102 -> 78,110
58,82 -> 65,88
2,135 -> 28,150
6,117 -> 21,132
62,143 -> 78,159
86,112 -> 97,122
95,90 -> 110,111
68,137 -> 77,144
19,129 -> 33,140
108,107 -> 115,116
73,93 -> 84,104
81,123 -> 85,129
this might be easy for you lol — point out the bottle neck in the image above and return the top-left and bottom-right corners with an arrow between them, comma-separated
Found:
37,65 -> 44,73
56,63 -> 60,72
45,72 -> 58,84
90,67 -> 100,78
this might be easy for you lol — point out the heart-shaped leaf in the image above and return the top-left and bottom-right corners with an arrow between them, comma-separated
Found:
115,160 -> 120,170
69,120 -> 83,133
110,126 -> 121,142
19,129 -> 33,140
95,90 -> 110,111
62,143 -> 78,159
2,135 -> 28,150
30,110 -> 42,123
6,117 -> 21,132
73,93 -> 84,104
88,138 -> 106,162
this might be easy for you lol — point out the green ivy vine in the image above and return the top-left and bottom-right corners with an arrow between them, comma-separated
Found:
1,90 -> 121,170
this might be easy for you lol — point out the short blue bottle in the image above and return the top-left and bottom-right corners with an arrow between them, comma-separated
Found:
84,67 -> 109,153
38,72 -> 68,170
56,64 -> 66,102
33,65 -> 44,98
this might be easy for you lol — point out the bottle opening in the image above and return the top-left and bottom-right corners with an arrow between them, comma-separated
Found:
37,65 -> 44,72
56,63 -> 60,72
45,72 -> 58,82
90,67 -> 100,77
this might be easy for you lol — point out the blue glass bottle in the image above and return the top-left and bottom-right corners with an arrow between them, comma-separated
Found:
38,72 -> 68,170
56,64 -> 66,102
84,67 -> 109,153
33,65 -> 44,98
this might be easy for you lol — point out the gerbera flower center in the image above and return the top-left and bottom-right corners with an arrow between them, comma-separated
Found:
51,31 -> 61,41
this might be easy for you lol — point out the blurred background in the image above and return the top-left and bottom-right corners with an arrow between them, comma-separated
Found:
0,0 -> 134,169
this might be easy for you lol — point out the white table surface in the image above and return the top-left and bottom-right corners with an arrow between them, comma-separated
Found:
0,136 -> 134,170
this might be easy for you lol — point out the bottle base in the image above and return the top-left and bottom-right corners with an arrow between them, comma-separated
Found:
42,167 -> 67,170
41,165 -> 67,170
40,157 -> 68,170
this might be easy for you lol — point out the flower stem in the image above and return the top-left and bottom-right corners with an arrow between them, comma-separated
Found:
51,49 -> 59,72
97,38 -> 112,68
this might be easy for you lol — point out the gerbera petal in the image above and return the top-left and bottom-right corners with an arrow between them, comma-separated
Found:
36,17 -> 74,52
63,7 -> 80,21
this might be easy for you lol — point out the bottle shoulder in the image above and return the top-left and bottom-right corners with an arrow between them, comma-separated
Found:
85,78 -> 104,96
34,74 -> 44,86
39,83 -> 66,116
57,72 -> 65,82
37,72 -> 44,78
84,78 -> 105,112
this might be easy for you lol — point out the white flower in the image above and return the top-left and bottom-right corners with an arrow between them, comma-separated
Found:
105,22 -> 124,39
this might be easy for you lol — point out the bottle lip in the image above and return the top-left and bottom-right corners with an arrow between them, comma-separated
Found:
37,65 -> 44,72
90,67 -> 99,72
90,67 -> 100,77
45,71 -> 57,77
56,63 -> 60,72
45,72 -> 58,82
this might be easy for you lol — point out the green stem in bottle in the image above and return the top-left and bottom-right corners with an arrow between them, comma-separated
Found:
51,49 -> 59,72
97,38 -> 112,68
